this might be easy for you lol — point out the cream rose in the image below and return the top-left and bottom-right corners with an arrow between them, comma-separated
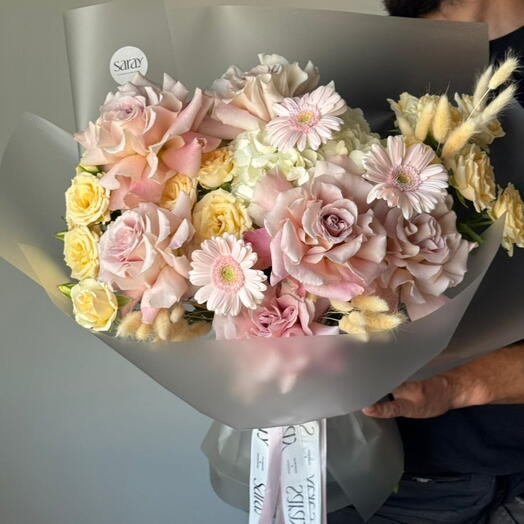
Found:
389,93 -> 462,142
71,279 -> 118,332
488,183 -> 524,256
446,143 -> 497,212
197,148 -> 234,189
207,54 -> 320,133
66,172 -> 110,228
64,226 -> 100,280
193,189 -> 252,240
160,173 -> 197,210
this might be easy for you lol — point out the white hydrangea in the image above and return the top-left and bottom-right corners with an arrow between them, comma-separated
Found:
230,128 -> 312,201
229,107 -> 381,201
315,107 -> 382,170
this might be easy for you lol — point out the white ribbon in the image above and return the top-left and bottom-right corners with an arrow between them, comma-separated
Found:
249,420 -> 327,524
249,427 -> 283,523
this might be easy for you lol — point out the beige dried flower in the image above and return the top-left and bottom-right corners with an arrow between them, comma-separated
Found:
441,119 -> 479,158
488,55 -> 519,90
432,95 -> 452,143
116,311 -> 142,338
334,295 -> 406,341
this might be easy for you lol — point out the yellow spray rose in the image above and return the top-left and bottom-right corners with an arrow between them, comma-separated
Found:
64,226 -> 100,280
66,172 -> 110,228
160,173 -> 197,210
197,148 -> 234,189
446,143 -> 497,212
71,279 -> 118,332
192,189 -> 252,240
488,183 -> 524,256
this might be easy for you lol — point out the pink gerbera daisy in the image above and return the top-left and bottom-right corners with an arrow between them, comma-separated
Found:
265,82 -> 347,152
189,233 -> 267,316
363,136 -> 449,219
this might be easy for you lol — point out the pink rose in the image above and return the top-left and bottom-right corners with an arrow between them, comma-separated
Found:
215,278 -> 342,396
249,166 -> 387,301
200,54 -> 320,138
213,278 -> 337,339
98,193 -> 194,322
75,74 -> 221,210
376,197 -> 474,319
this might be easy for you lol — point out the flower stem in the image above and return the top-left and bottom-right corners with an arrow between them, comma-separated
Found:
458,223 -> 484,244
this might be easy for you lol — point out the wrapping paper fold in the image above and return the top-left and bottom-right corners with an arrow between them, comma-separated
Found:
1,3 -> 523,520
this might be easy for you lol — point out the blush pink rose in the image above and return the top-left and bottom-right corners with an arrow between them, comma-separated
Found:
200,54 -> 320,139
213,278 -> 337,340
98,193 -> 194,322
75,74 -> 221,210
248,165 -> 387,301
376,197 -> 474,320
243,227 -> 272,269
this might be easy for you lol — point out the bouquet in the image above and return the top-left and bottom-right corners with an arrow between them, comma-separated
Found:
1,4 -> 523,523
51,53 -> 523,523
60,53 -> 522,342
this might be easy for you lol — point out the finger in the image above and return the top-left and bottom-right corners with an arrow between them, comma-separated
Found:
391,381 -> 421,397
362,398 -> 415,418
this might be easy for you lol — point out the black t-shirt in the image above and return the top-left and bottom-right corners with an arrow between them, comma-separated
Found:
398,26 -> 524,477
490,26 -> 524,106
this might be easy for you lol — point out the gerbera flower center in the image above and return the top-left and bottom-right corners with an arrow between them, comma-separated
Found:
294,108 -> 320,130
297,111 -> 314,124
390,165 -> 421,192
212,256 -> 245,292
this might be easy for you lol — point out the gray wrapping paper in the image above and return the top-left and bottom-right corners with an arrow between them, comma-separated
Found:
64,1 -> 487,130
1,3 -> 522,521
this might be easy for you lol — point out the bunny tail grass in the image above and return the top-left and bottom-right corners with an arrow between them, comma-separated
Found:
480,84 -> 517,123
441,119 -> 478,158
488,55 -> 519,90
153,309 -> 172,341
351,295 -> 389,313
473,65 -> 494,108
116,311 -> 142,338
415,101 -> 436,142
365,312 -> 406,332
432,95 -> 452,143
135,322 -> 154,341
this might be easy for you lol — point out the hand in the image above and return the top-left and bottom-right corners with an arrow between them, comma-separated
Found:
362,375 -> 461,419
362,343 -> 524,419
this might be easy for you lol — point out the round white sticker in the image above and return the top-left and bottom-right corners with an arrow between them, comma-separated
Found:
109,46 -> 148,85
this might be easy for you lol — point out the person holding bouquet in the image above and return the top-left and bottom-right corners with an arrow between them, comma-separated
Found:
329,1 -> 524,522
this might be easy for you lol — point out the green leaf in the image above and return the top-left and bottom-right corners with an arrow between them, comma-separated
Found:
54,231 -> 67,241
78,164 -> 100,174
116,295 -> 133,308
197,184 -> 213,200
468,219 -> 494,227
219,181 -> 232,193
57,282 -> 76,299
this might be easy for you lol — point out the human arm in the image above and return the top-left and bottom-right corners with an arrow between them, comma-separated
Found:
362,341 -> 524,419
